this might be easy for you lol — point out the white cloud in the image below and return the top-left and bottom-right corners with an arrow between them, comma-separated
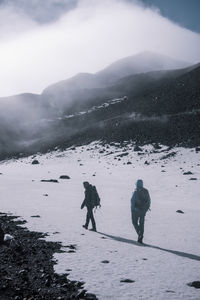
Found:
0,0 -> 200,97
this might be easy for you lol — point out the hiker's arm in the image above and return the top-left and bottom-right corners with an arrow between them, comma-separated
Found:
147,191 -> 151,210
81,200 -> 86,209
131,192 -> 136,210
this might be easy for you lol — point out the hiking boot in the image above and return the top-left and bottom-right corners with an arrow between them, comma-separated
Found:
82,225 -> 88,229
89,228 -> 97,232
138,237 -> 143,244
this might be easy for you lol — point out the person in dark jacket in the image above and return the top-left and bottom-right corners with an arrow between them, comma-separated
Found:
81,181 -> 97,232
131,179 -> 151,243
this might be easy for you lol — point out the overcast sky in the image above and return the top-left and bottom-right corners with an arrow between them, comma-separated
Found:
0,0 -> 200,97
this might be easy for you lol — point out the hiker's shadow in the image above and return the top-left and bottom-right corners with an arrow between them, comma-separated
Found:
97,232 -> 200,262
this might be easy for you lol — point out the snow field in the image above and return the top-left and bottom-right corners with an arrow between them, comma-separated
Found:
0,143 -> 199,299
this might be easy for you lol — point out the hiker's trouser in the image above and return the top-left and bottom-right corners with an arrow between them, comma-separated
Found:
131,210 -> 145,238
85,207 -> 96,230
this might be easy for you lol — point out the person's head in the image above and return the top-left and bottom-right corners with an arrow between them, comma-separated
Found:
83,181 -> 89,189
136,179 -> 143,189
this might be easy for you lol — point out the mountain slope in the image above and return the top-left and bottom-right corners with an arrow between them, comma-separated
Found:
42,51 -> 190,108
96,51 -> 190,85
0,55 -> 199,158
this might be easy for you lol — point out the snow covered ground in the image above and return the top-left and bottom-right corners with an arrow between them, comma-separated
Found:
0,143 -> 200,300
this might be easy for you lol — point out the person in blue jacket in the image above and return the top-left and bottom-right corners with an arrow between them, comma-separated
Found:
131,179 -> 151,243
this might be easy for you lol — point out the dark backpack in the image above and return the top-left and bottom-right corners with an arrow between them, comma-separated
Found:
135,188 -> 150,212
90,185 -> 101,208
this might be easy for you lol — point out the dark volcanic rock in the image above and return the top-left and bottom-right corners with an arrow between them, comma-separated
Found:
161,152 -> 176,160
0,225 -> 4,243
134,145 -> 142,152
85,293 -> 98,299
32,160 -> 40,165
187,281 -> 200,289
120,279 -> 135,283
41,179 -> 59,183
183,171 -> 193,175
66,244 -> 77,250
176,210 -> 184,214
153,143 -> 162,150
59,175 -> 71,179
101,260 -> 110,264
0,213 -> 97,299
116,152 -> 128,158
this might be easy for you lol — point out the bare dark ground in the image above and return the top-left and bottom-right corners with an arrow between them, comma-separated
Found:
0,213 -> 97,300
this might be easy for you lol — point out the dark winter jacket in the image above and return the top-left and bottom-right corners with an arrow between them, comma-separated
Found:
131,180 -> 151,214
81,185 -> 93,209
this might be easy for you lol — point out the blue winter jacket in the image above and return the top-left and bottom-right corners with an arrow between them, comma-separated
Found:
131,180 -> 151,214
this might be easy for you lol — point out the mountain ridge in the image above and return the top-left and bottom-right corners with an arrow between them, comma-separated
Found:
0,52 -> 199,158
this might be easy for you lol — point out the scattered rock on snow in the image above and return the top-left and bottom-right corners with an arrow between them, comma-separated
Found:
161,152 -> 177,160
153,143 -> 162,150
59,175 -> 70,179
101,260 -> 110,264
66,244 -> 77,250
176,210 -> 184,214
189,177 -> 197,180
31,215 -> 40,218
41,179 -> 59,183
116,152 -> 128,158
67,250 -> 76,253
85,292 -> 98,299
134,145 -> 142,152
183,171 -> 193,175
187,281 -> 200,289
120,279 -> 135,283
32,160 -> 40,165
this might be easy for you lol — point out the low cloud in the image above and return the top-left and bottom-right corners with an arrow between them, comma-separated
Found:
0,0 -> 200,97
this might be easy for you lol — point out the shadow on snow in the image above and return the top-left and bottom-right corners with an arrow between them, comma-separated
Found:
97,232 -> 200,262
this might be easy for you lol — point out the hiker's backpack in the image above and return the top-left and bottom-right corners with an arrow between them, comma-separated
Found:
91,185 -> 101,208
135,188 -> 150,212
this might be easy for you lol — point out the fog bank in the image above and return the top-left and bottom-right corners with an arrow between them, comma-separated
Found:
0,0 -> 200,96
